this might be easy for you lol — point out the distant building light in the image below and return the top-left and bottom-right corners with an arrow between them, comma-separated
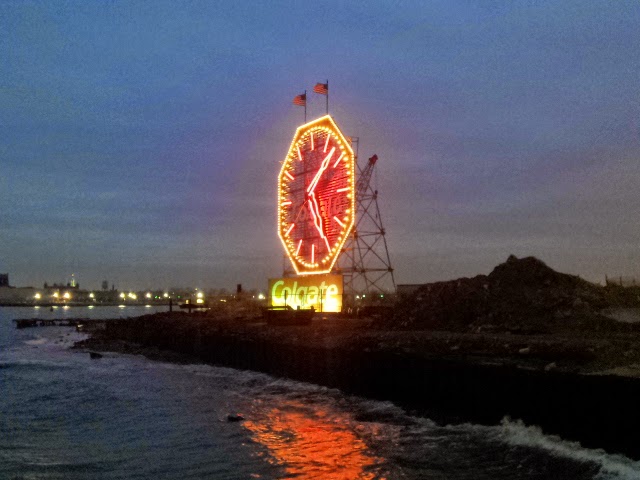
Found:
63,292 -> 71,300
34,293 -> 41,300
89,293 -> 95,298
146,292 -> 151,298
120,293 -> 126,299
258,293 -> 265,300
163,293 -> 169,298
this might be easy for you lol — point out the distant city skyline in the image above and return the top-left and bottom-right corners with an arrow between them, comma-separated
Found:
2,1 -> 639,290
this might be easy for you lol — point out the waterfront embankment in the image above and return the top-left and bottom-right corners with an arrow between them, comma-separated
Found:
74,310 -> 640,460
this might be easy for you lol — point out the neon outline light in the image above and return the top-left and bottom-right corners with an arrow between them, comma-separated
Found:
310,132 -> 314,150
284,171 -> 294,181
277,115 -> 356,275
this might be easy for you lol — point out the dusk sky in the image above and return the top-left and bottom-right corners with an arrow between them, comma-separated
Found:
2,1 -> 639,291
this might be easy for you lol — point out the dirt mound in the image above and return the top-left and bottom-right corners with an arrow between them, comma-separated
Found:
392,255 -> 626,331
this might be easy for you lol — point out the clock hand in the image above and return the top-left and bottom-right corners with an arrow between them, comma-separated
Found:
302,146 -> 335,255
307,147 -> 335,195
308,191 -> 331,251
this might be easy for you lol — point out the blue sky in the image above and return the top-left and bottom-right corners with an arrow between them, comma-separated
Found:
1,1 -> 639,290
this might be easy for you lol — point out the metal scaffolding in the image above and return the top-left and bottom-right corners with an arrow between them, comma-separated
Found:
335,137 -> 396,297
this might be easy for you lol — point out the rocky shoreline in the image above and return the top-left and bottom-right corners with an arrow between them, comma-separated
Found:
74,310 -> 640,460
72,256 -> 640,459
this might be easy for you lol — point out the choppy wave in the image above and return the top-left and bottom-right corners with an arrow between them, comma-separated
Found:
120,357 -> 640,478
4,306 -> 640,479
499,418 -> 640,479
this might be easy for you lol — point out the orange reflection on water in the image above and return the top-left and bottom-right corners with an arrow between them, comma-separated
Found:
243,403 -> 385,479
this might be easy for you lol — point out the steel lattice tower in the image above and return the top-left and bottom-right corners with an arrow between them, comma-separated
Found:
281,137 -> 396,300
335,137 -> 396,297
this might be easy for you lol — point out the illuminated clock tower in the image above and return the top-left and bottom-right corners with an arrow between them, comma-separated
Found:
277,115 -> 355,275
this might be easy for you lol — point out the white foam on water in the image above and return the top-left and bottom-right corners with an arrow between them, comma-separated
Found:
498,417 -> 640,479
69,345 -> 640,479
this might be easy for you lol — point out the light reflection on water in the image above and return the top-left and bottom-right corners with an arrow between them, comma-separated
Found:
243,400 -> 386,479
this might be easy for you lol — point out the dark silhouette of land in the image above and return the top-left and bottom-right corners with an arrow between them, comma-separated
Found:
72,256 -> 640,459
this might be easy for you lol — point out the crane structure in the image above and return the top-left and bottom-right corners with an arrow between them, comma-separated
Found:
335,137 -> 396,298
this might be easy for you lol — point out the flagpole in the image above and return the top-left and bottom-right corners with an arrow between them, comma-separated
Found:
304,89 -> 307,123
326,80 -> 329,115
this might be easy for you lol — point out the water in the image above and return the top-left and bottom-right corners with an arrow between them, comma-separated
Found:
2,306 -> 640,479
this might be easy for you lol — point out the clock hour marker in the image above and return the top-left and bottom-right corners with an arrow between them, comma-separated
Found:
285,223 -> 295,236
280,115 -> 355,275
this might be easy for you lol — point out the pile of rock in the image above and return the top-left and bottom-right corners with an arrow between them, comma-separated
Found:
390,255 -> 640,332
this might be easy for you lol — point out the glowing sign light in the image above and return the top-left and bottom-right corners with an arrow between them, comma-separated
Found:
269,274 -> 343,312
277,115 -> 355,275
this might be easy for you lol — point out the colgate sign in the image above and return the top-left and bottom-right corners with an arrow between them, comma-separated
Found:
269,274 -> 343,313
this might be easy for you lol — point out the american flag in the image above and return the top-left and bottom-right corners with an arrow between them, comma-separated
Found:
293,93 -> 306,106
313,82 -> 328,95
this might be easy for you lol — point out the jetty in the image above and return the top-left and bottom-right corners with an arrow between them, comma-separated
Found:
14,318 -> 107,331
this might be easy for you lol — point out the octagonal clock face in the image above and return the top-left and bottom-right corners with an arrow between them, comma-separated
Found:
278,115 -> 355,275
